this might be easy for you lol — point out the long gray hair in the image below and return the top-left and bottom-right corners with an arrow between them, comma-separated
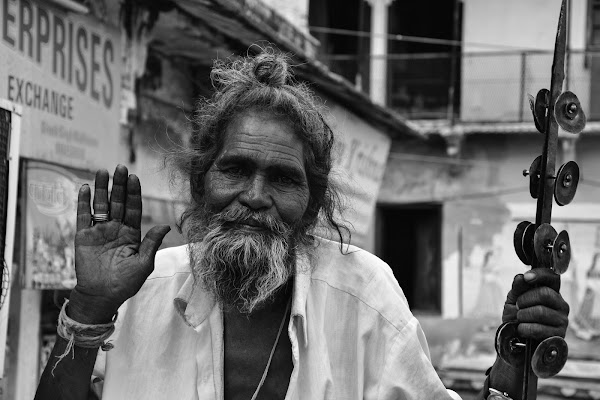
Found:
168,47 -> 350,247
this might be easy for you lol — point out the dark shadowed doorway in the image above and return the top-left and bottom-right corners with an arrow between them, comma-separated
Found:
376,204 -> 442,314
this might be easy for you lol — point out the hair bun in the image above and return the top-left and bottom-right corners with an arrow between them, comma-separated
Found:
253,54 -> 290,87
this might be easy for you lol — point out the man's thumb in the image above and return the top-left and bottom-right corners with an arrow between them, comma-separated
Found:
139,225 -> 171,265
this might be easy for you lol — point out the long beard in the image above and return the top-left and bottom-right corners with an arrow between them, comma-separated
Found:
186,206 -> 297,314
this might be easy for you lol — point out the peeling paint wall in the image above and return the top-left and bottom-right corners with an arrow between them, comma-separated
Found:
378,133 -> 600,318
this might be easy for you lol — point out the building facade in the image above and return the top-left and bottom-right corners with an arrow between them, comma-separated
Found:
308,0 -> 600,397
0,0 -> 420,398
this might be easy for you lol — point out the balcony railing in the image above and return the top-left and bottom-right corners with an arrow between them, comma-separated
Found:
319,50 -> 600,123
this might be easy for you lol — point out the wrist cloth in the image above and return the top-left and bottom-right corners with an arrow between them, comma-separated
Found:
52,299 -> 117,375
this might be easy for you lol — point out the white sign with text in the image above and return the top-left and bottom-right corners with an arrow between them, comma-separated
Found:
0,0 -> 122,169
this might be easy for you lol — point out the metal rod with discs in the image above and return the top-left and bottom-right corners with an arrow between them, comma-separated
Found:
505,1 -> 586,398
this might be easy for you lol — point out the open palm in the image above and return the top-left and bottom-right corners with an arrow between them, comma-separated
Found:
69,165 -> 170,324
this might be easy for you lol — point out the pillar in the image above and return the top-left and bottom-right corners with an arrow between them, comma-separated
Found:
365,0 -> 395,106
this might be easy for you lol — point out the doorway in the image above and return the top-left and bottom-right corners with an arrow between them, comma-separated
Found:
376,204 -> 442,314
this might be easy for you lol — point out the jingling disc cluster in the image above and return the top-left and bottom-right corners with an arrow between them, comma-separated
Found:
496,1 -> 587,387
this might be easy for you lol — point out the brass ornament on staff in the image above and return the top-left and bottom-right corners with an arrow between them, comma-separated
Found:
498,1 -> 586,399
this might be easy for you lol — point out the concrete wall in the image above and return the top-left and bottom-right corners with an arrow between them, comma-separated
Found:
463,0 -> 587,52
325,98 -> 391,253
461,0 -> 591,122
259,0 -> 310,32
378,133 -> 600,318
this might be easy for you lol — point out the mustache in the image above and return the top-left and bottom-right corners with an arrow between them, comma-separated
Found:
210,207 -> 292,236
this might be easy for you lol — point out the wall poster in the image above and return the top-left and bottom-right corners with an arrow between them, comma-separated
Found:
23,160 -> 94,289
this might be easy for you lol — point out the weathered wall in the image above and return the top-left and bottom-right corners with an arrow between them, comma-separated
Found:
378,133 -> 600,318
259,0 -> 310,32
463,0 -> 587,52
325,98 -> 391,252
461,0 -> 591,122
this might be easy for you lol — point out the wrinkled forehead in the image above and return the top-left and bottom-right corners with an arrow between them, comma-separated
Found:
218,108 -> 307,166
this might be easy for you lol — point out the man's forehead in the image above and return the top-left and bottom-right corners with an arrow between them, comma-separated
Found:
219,110 -> 305,161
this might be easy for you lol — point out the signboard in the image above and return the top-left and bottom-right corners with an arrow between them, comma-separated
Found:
0,100 -> 20,379
0,0 -> 122,170
24,160 -> 94,289
328,101 -> 391,246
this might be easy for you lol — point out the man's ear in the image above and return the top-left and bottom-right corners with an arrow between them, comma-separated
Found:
190,174 -> 203,204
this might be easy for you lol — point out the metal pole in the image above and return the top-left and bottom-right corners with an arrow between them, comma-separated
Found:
447,0 -> 461,124
458,225 -> 463,317
565,0 -> 572,91
519,51 -> 527,122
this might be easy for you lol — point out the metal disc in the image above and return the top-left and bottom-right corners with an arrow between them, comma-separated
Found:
528,93 -> 544,134
534,223 -> 558,269
529,156 -> 542,199
514,221 -> 532,265
522,222 -> 536,266
534,89 -> 550,134
552,230 -> 571,274
495,322 -> 525,368
554,91 -> 586,134
532,336 -> 568,378
554,161 -> 579,206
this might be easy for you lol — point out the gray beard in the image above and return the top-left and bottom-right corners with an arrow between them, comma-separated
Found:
186,206 -> 297,314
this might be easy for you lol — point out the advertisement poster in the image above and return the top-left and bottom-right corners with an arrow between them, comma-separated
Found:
0,0 -> 123,170
24,161 -> 94,289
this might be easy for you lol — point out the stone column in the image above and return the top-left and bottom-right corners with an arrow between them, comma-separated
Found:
366,0 -> 395,106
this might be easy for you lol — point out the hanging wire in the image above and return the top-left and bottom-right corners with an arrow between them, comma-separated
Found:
388,152 -> 497,167
308,26 -> 545,51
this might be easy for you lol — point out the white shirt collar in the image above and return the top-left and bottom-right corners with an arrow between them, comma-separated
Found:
173,246 -> 312,344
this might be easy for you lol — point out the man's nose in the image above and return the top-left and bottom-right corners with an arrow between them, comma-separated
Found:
239,174 -> 273,210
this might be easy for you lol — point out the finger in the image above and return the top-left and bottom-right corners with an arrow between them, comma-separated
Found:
77,184 -> 92,231
517,323 -> 567,340
523,268 -> 561,292
93,169 -> 110,215
123,174 -> 142,229
517,305 -> 569,327
516,287 -> 570,313
502,304 -> 518,323
139,225 -> 171,268
505,274 -> 529,305
109,165 -> 128,222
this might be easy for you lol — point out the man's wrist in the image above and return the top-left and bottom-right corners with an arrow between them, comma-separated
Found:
67,290 -> 118,324
486,356 -> 524,400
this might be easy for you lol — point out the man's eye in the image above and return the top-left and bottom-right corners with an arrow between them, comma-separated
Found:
272,175 -> 296,185
223,167 -> 248,177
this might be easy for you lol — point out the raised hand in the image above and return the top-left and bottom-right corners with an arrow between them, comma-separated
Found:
68,165 -> 171,324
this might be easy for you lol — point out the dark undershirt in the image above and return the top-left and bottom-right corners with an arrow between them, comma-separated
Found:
223,284 -> 294,400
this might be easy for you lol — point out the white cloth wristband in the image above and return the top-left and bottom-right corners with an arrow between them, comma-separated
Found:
52,299 -> 117,375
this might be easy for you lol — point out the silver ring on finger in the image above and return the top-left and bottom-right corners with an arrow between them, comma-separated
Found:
92,212 -> 109,224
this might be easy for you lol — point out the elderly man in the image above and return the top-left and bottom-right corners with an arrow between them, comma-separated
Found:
36,51 -> 569,400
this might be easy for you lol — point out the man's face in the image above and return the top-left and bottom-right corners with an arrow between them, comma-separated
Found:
187,108 -> 311,313
203,108 -> 310,226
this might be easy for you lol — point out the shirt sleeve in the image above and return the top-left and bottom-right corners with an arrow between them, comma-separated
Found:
377,317 -> 463,400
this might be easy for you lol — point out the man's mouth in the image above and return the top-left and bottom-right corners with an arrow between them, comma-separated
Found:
237,219 -> 267,230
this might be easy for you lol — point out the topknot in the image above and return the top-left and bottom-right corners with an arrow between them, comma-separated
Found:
253,53 -> 291,87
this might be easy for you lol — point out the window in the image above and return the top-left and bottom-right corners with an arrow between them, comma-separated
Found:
590,0 -> 600,47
